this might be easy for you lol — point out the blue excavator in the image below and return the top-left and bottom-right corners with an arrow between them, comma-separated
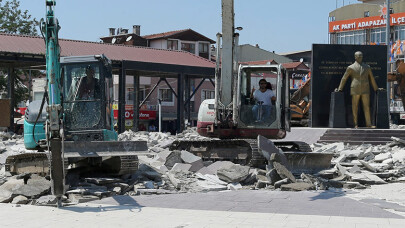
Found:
5,0 -> 147,206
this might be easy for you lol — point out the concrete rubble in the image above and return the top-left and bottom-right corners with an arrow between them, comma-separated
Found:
1,128 -> 405,205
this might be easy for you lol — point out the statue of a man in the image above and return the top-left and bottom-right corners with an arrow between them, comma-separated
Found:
337,51 -> 381,128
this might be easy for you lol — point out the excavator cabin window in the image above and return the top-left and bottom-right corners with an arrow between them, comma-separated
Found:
238,67 -> 278,127
62,63 -> 103,130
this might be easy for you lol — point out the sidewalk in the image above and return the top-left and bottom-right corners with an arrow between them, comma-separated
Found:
0,203 -> 404,228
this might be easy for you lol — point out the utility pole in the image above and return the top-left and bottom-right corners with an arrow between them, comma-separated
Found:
386,0 -> 391,121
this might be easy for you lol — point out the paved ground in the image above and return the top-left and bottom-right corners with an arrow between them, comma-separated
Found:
1,189 -> 405,227
275,128 -> 328,144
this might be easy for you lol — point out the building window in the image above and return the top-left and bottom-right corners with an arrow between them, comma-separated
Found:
199,43 -> 209,53
159,88 -> 174,102
364,11 -> 370,17
181,43 -> 195,54
370,28 -> 386,44
167,40 -> 178,50
394,25 -> 405,41
201,90 -> 215,101
336,30 -> 366,45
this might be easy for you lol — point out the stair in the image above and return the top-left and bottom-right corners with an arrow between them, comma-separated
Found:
317,129 -> 405,145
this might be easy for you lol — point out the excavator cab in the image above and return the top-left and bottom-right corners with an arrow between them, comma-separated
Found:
61,55 -> 116,141
236,64 -> 290,139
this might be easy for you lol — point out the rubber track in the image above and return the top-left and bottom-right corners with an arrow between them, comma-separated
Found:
170,139 -> 311,168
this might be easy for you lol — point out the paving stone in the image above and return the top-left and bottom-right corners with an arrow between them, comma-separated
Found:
280,182 -> 315,191
11,195 -> 28,204
273,162 -> 296,183
257,135 -> 289,167
340,149 -> 363,158
217,164 -> 250,183
171,163 -> 192,172
132,163 -> 162,181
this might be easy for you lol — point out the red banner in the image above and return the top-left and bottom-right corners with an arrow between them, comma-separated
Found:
329,12 -> 405,33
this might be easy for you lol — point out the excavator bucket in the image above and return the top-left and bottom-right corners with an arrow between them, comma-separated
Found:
5,140 -> 148,176
258,135 -> 333,175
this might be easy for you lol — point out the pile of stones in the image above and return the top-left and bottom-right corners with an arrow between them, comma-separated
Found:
1,128 -> 405,206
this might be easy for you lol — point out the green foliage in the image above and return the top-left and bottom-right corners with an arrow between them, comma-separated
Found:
0,0 -> 39,35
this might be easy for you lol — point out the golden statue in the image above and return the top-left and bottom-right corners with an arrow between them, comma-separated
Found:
337,51 -> 381,128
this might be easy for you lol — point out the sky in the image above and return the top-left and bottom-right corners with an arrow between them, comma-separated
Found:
18,0 -> 353,54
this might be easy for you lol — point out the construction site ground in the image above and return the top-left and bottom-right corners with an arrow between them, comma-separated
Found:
1,187 -> 405,228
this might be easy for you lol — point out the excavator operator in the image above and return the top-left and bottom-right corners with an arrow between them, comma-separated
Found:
250,79 -> 276,122
77,65 -> 100,100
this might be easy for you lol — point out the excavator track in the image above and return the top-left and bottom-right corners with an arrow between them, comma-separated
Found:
5,153 -> 139,176
170,139 -> 311,168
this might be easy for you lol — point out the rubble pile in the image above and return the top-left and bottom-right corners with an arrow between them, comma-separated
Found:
0,128 -> 405,205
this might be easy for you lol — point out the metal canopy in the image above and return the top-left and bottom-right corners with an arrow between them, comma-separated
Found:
0,52 -> 215,134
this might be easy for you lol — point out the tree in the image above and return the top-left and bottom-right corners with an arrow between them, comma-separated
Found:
0,0 -> 39,107
0,0 -> 38,35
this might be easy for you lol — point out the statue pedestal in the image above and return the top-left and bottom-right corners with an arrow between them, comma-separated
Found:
329,91 -> 346,128
374,91 -> 389,129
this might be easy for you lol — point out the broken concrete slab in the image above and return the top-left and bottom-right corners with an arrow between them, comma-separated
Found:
132,163 -> 163,181
68,194 -> 100,204
171,163 -> 192,172
227,183 -> 242,190
392,150 -> 405,164
273,162 -> 296,183
180,150 -> 204,172
0,178 -> 23,203
85,178 -> 122,185
280,182 -> 315,191
255,180 -> 271,189
195,173 -> 227,185
11,195 -> 28,204
143,181 -> 155,189
343,181 -> 366,189
35,195 -> 58,205
274,178 -> 291,189
374,152 -> 392,162
266,168 -> 281,185
197,161 -> 234,175
217,164 -> 250,183
313,142 -> 344,153
164,151 -> 183,169
258,135 -> 289,168
359,160 -> 377,173
349,173 -> 387,185
197,180 -> 227,191
12,175 -> 51,199
348,165 -> 362,174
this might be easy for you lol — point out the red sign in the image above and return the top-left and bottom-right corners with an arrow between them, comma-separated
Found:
329,12 -> 405,33
16,107 -> 27,115
113,110 -> 156,120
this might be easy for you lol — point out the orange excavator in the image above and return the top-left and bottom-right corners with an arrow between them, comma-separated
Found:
290,78 -> 311,126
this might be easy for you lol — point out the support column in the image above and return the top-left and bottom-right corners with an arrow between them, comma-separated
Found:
176,73 -> 185,133
118,64 -> 126,133
185,76 -> 191,127
8,67 -> 15,131
132,73 -> 140,132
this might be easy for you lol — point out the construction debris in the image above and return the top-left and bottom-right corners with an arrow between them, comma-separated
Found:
1,128 -> 405,205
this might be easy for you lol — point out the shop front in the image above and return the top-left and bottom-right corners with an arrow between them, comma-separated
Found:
113,104 -> 157,131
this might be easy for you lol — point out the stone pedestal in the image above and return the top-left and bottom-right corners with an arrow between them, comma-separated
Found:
329,92 -> 346,128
